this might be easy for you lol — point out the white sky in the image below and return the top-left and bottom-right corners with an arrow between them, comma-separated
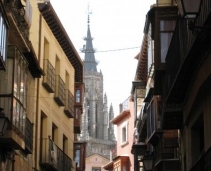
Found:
50,0 -> 156,116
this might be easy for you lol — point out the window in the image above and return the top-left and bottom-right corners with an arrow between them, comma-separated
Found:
148,24 -> 154,72
76,89 -> 80,103
92,168 -> 101,171
0,12 -> 8,66
24,0 -> 32,27
75,108 -> 79,119
160,20 -> 176,63
121,122 -> 128,144
74,149 -> 80,168
114,166 -> 120,171
63,135 -> 68,154
52,123 -> 58,143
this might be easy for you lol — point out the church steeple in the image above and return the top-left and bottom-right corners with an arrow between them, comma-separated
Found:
81,8 -> 98,72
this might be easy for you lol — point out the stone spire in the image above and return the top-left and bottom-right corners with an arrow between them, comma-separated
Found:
79,6 -> 116,159
108,104 -> 116,141
81,9 -> 98,72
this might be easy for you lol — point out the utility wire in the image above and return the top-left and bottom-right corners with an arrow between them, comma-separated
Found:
78,46 -> 140,53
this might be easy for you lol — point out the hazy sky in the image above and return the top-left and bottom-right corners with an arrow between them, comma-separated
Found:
50,0 -> 156,116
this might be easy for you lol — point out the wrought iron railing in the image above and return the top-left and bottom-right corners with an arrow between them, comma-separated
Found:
40,138 -> 72,171
25,117 -> 33,154
190,147 -> 211,171
64,89 -> 74,118
4,0 -> 29,43
165,0 -> 211,95
54,75 -> 65,106
43,59 -> 55,93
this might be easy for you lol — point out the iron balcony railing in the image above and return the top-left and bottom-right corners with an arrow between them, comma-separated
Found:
190,147 -> 211,171
40,138 -> 72,171
54,75 -> 65,106
119,97 -> 129,113
4,0 -> 29,43
64,89 -> 74,118
25,117 -> 33,154
43,59 -> 55,93
165,0 -> 211,96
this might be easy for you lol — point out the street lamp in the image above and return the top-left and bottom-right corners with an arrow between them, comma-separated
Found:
175,0 -> 203,34
142,153 -> 154,171
175,0 -> 202,19
0,108 -> 9,136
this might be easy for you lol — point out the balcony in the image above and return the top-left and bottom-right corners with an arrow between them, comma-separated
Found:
119,98 -> 129,113
54,75 -> 65,106
4,0 -> 30,52
138,111 -> 147,143
74,142 -> 86,171
64,89 -> 74,118
154,136 -> 180,171
0,115 -> 34,152
74,107 -> 82,134
190,146 -> 211,171
146,96 -> 163,146
40,138 -> 72,171
0,45 -> 30,150
43,59 -> 55,93
163,103 -> 183,130
25,117 -> 33,154
75,83 -> 84,107
165,0 -> 211,104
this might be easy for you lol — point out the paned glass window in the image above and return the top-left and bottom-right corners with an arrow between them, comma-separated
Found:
121,122 -> 128,144
148,24 -> 154,72
74,149 -> 80,167
76,89 -> 80,103
0,13 -> 8,63
160,20 -> 176,63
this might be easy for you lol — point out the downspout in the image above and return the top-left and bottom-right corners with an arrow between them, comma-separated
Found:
34,13 -> 42,171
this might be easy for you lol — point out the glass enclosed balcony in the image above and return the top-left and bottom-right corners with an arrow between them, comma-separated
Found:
0,45 -> 32,151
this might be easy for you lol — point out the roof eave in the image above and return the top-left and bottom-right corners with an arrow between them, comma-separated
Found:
38,2 -> 84,82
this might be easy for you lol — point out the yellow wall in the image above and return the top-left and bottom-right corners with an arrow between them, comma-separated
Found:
29,0 -> 76,169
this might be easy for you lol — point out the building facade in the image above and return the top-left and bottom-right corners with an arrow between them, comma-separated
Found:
131,0 -> 211,171
103,97 -> 135,171
0,1 -> 85,171
79,14 -> 116,160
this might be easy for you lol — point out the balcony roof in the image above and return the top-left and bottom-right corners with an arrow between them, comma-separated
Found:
111,110 -> 130,124
102,161 -> 113,170
38,2 -> 84,82
23,42 -> 45,78
134,34 -> 148,81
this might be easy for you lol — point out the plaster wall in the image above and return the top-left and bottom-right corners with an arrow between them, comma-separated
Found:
85,154 -> 109,171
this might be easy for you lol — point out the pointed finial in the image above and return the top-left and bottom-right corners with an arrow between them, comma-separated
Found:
86,3 -> 92,25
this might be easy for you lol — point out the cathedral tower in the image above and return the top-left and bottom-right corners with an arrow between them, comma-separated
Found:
79,9 -> 116,159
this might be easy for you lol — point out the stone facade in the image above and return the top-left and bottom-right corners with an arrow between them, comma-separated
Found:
79,14 -> 116,159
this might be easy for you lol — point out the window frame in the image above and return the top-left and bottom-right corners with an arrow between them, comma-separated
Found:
121,121 -> 128,145
0,6 -> 9,70
159,19 -> 176,63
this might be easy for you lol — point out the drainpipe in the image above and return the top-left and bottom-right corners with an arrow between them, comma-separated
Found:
34,13 -> 42,171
